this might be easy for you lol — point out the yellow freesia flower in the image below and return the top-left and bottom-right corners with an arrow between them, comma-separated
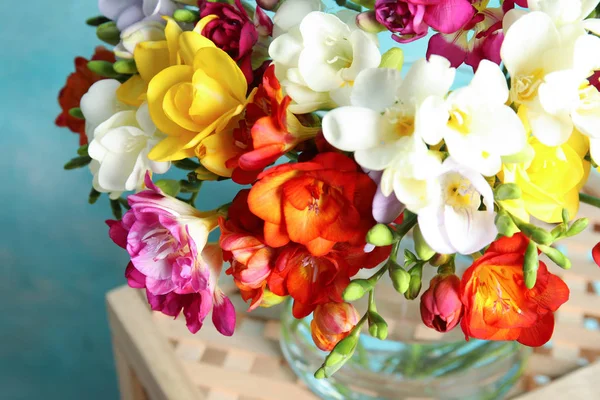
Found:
499,131 -> 590,223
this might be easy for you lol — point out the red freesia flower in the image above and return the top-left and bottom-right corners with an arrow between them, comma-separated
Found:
460,233 -> 570,346
55,46 -> 115,145
228,65 -> 318,184
198,0 -> 273,83
248,152 -> 378,256
311,302 -> 360,351
268,244 -> 391,318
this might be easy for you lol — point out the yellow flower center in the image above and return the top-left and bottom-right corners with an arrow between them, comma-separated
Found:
448,106 -> 472,135
510,69 -> 544,104
442,172 -> 480,210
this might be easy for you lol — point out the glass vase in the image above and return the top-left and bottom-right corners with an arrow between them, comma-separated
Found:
279,280 -> 530,400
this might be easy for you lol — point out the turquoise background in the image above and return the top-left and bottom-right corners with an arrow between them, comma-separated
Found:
0,1 -> 490,399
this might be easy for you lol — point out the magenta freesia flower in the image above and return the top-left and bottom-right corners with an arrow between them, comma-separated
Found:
198,0 -> 273,83
108,174 -> 235,335
374,0 -> 475,43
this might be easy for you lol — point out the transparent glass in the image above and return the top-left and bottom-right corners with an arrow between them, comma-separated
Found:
280,282 -> 531,400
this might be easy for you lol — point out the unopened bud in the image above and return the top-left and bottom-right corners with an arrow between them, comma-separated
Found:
68,107 -> 84,119
368,311 -> 388,340
256,0 -> 282,11
366,223 -> 395,246
113,59 -> 137,75
96,21 -> 121,46
154,179 -> 181,197
495,210 -> 519,237
194,165 -> 220,181
538,245 -> 571,270
342,279 -> 371,301
86,15 -> 111,27
356,11 -> 386,34
567,218 -> 589,237
429,253 -> 451,267
389,267 -> 410,294
494,183 -> 522,200
513,217 -> 553,245
404,266 -> 423,300
379,47 -> 405,71
89,188 -> 101,205
87,60 -> 120,78
562,208 -> 570,224
414,225 -> 435,261
523,240 -> 539,289
64,156 -> 91,170
173,9 -> 199,23
259,289 -> 286,308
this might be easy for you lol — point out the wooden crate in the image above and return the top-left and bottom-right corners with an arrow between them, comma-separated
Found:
106,203 -> 600,400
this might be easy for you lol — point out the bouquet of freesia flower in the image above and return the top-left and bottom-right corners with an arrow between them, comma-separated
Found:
56,0 -> 600,379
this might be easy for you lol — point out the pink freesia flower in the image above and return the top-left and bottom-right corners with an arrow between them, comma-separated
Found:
427,4 -> 519,70
374,0 -> 475,43
198,0 -> 273,83
420,274 -> 463,332
108,174 -> 235,335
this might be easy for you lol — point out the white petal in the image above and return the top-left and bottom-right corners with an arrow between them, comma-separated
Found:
527,104 -> 574,146
581,1 -> 600,20
80,79 -> 122,138
135,102 -> 156,134
572,106 -> 600,138
445,208 -> 498,255
340,30 -> 381,82
273,0 -> 322,38
98,0 -> 138,20
285,83 -> 333,113
503,9 -> 528,33
350,68 -> 402,112
298,45 -> 344,92
417,207 -> 455,254
329,84 -> 353,107
415,96 -> 449,145
398,56 -> 455,106
468,60 -> 509,105
269,30 -> 303,66
538,70 -> 580,115
116,5 -> 144,31
299,12 -> 350,47
501,12 -> 560,76
469,104 -> 527,156
322,106 -> 384,152
573,34 -> 600,77
583,18 -> 600,35
98,152 -> 138,192
590,137 -> 600,164
393,175 -> 441,213
355,145 -> 399,171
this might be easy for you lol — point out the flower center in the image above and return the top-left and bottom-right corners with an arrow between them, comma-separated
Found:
385,104 -> 415,139
448,106 -> 472,135
510,69 -> 544,104
442,173 -> 480,210
323,36 -> 353,70
142,227 -> 178,261
578,83 -> 600,110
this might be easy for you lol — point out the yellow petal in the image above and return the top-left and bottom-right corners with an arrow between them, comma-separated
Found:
193,47 -> 247,103
163,82 -> 205,132
147,65 -> 196,137
134,40 -> 171,83
196,126 -> 242,177
189,68 -> 239,126
195,15 -> 219,35
148,135 -> 196,162
116,75 -> 147,107
164,17 -> 183,66
179,31 -> 215,66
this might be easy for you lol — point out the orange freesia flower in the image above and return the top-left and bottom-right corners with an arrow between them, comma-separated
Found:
248,152 -> 378,256
460,233 -> 570,346
227,65 -> 319,184
55,46 -> 115,145
268,244 -> 391,318
311,302 -> 360,351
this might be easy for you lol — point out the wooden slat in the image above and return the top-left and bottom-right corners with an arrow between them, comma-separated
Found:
106,286 -> 203,400
513,362 -> 600,400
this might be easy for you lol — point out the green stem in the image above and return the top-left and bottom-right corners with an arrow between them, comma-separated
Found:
189,190 -> 199,207
335,0 -> 362,12
580,192 -> 600,208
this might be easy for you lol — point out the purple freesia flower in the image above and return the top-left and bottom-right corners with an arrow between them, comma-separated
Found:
374,0 -> 475,43
108,174 -> 235,335
99,0 -> 181,31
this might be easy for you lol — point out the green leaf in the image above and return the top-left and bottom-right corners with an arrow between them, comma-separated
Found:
68,107 -> 84,119
379,47 -> 404,71
110,199 -> 122,220
64,156 -> 92,170
174,158 -> 201,171
77,144 -> 89,157
88,188 -> 101,204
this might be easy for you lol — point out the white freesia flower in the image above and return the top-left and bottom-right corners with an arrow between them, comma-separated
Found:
269,0 -> 380,113
88,102 -> 170,199
114,20 -> 166,59
80,80 -> 132,143
418,60 -> 527,177
323,56 -> 455,212
528,0 -> 599,26
418,158 -> 497,255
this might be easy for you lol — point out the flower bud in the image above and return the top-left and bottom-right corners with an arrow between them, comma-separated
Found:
154,179 -> 181,197
113,59 -> 137,75
173,9 -> 199,23
389,267 -> 410,294
342,279 -> 371,301
420,274 -> 463,332
593,242 -> 600,267
68,107 -> 84,119
495,210 -> 519,237
256,0 -> 281,10
494,183 -> 521,200
96,21 -> 121,46
429,253 -> 451,267
368,311 -> 388,340
523,240 -> 539,289
356,11 -> 386,34
414,225 -> 435,261
538,245 -> 571,270
259,289 -> 287,308
404,266 -> 423,300
87,61 -> 120,79
567,218 -> 589,237
311,302 -> 360,352
366,223 -> 395,246
114,21 -> 166,59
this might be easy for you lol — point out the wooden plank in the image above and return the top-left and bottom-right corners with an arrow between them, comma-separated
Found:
513,361 -> 600,400
106,286 -> 203,400
112,344 -> 147,400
